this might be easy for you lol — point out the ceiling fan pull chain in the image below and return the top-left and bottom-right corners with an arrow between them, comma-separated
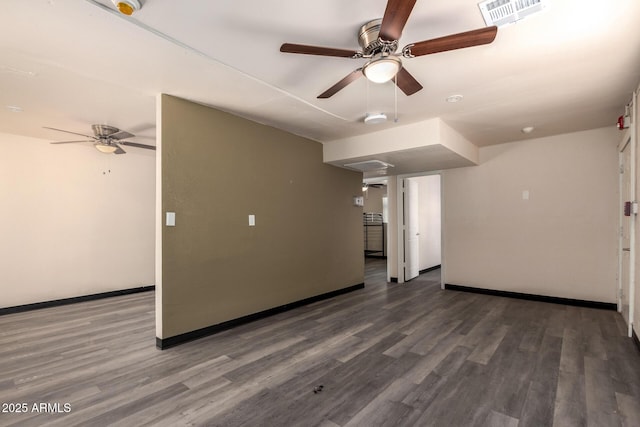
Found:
394,73 -> 398,123
366,78 -> 370,114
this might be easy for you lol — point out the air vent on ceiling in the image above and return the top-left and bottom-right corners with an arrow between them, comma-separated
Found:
478,0 -> 547,27
343,160 -> 394,172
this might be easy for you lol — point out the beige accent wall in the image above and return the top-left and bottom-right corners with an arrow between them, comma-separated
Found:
443,127 -> 619,303
0,132 -> 155,308
158,95 -> 364,339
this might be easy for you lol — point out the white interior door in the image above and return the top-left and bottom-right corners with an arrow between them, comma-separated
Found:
404,178 -> 419,281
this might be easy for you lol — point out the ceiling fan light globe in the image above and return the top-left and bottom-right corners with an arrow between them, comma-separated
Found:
363,56 -> 401,84
95,144 -> 118,154
117,3 -> 133,15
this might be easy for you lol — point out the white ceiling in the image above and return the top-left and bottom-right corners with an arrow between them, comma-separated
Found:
1,0 -> 639,155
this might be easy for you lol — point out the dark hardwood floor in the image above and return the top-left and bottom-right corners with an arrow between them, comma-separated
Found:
2,259 -> 640,426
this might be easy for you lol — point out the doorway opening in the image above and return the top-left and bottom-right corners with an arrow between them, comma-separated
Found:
362,179 -> 389,284
391,173 -> 443,287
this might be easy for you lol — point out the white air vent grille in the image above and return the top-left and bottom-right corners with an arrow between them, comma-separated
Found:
478,0 -> 547,27
343,160 -> 394,172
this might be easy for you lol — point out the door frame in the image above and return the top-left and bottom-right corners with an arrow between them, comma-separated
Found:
404,177 -> 420,281
619,128 -> 634,337
395,171 -> 444,288
618,131 -> 630,313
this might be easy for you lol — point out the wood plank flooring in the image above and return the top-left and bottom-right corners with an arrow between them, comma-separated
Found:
2,258 -> 640,426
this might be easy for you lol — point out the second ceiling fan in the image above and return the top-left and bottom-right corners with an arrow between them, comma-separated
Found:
280,0 -> 498,99
45,124 -> 155,154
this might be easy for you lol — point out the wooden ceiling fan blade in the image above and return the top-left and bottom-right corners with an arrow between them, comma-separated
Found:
280,43 -> 359,58
407,26 -> 498,57
114,144 -> 126,155
379,0 -> 417,42
43,126 -> 95,139
120,141 -> 157,150
394,67 -> 423,96
50,140 -> 94,144
318,68 -> 363,99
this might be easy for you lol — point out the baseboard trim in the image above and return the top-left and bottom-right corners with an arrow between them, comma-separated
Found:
389,266 -> 440,284
0,285 -> 155,316
156,282 -> 365,350
419,265 -> 441,274
633,330 -> 640,354
444,284 -> 616,311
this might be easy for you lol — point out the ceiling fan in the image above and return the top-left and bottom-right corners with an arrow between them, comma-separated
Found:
280,0 -> 498,98
44,124 -> 156,154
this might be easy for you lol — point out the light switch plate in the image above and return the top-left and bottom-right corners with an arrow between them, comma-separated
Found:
166,212 -> 176,226
248,214 -> 255,226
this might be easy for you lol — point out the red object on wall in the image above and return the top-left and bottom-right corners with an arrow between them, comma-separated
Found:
618,115 -> 630,130
625,201 -> 632,216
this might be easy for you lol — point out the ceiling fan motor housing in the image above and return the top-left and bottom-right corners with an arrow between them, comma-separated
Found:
92,124 -> 119,138
358,19 -> 398,55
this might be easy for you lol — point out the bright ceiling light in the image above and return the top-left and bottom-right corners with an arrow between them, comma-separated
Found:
364,113 -> 387,125
363,55 -> 401,84
111,0 -> 141,16
95,144 -> 117,154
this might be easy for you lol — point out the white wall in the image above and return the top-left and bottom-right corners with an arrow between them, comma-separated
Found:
443,127 -> 619,303
323,117 -> 478,175
413,175 -> 442,271
0,132 -> 155,308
